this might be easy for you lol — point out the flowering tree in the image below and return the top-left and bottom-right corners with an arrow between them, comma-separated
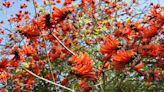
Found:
0,0 -> 163,92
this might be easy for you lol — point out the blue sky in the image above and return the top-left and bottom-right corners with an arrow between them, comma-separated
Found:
0,0 -> 163,45
0,0 -> 163,29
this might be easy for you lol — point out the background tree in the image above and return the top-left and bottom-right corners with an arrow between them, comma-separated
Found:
0,0 -> 163,92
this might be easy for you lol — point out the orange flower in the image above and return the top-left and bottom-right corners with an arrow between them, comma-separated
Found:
134,61 -> 144,70
71,52 -> 97,79
0,71 -> 10,82
103,62 -> 110,69
151,6 -> 164,20
32,16 -> 45,29
104,8 -> 114,15
20,3 -> 27,9
0,58 -> 9,69
0,89 -> 8,92
112,50 -> 135,70
61,22 -> 72,34
9,48 -> 25,67
100,35 -> 120,54
52,7 -> 71,24
140,44 -> 163,57
115,28 -> 132,41
56,0 -> 61,3
64,0 -> 73,6
49,44 -> 62,60
21,45 -> 37,56
79,80 -> 92,92
112,50 -> 135,63
71,52 -> 92,74
143,26 -> 158,38
9,59 -> 20,67
24,77 -> 35,84
3,1 -> 11,8
71,52 -> 92,71
24,84 -> 32,90
103,0 -> 110,3
149,44 -> 163,57
21,24 -> 40,38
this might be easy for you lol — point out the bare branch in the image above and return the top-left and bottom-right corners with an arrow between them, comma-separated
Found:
23,68 -> 75,92
51,32 -> 76,56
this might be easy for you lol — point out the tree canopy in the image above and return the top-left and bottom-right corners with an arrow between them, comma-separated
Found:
0,0 -> 163,92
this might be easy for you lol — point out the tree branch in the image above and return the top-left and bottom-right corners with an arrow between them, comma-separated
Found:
51,32 -> 76,56
23,68 -> 75,92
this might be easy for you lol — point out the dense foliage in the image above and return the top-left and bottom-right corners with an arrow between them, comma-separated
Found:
0,0 -> 163,92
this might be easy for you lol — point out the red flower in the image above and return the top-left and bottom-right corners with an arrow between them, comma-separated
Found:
3,1 -> 11,8
134,61 -> 144,70
24,84 -> 32,90
155,60 -> 164,69
13,86 -> 21,92
145,70 -> 161,82
79,80 -> 92,92
61,77 -> 68,85
154,70 -> 160,79
112,61 -> 126,71
44,73 -> 58,81
24,77 -> 35,84
49,44 -> 62,60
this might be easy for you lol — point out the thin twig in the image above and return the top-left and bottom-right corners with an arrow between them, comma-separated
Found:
0,25 -> 12,33
40,30 -> 57,91
102,71 -> 106,92
41,32 -> 56,82
32,0 -> 37,17
48,0 -> 52,14
51,32 -> 76,56
94,73 -> 120,87
23,68 -> 75,92
94,76 -> 115,87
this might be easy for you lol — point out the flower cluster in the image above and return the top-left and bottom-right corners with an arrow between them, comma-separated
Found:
71,52 -> 97,79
